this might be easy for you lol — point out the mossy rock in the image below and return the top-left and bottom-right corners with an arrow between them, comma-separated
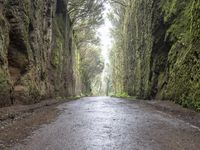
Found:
0,71 -> 12,106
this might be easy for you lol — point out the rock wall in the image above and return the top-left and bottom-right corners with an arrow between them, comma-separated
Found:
123,0 -> 154,98
117,0 -> 200,110
0,0 -> 76,107
161,0 -> 200,109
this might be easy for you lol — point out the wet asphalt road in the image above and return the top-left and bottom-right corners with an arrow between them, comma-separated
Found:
13,97 -> 200,150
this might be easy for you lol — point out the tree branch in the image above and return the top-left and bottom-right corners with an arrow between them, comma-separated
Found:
109,0 -> 128,7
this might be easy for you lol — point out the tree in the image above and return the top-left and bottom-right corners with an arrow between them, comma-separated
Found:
108,0 -> 128,95
67,0 -> 105,95
79,45 -> 104,95
68,0 -> 105,27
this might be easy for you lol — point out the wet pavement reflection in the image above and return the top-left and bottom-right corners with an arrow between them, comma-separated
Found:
13,97 -> 200,150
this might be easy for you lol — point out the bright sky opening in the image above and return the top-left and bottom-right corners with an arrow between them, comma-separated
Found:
98,3 -> 113,65
97,3 -> 113,94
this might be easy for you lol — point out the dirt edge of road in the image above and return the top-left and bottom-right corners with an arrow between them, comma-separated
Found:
145,100 -> 200,129
0,98 -> 79,149
122,98 -> 200,129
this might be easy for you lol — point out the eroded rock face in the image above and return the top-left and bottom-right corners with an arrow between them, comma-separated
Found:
123,0 -> 155,98
122,0 -> 200,110
0,0 -> 76,107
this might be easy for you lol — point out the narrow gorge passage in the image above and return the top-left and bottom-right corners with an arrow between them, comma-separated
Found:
12,97 -> 200,150
0,0 -> 200,149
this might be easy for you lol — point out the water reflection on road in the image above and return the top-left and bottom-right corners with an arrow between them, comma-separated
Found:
13,97 -> 200,150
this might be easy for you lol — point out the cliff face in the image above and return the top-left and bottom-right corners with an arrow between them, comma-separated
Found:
123,0 -> 155,98
0,0 -> 76,107
161,0 -> 200,109
114,0 -> 200,110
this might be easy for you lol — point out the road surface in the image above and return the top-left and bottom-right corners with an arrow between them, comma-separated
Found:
12,97 -> 200,150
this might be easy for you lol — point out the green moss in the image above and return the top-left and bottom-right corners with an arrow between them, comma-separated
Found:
161,0 -> 200,111
51,39 -> 62,67
112,92 -> 130,98
51,15 -> 65,68
0,73 -> 9,89
0,71 -> 11,106
28,84 -> 41,103
111,93 -> 137,100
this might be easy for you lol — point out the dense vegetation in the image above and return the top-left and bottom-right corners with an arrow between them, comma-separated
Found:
0,0 -> 199,111
0,0 -> 104,107
109,0 -> 200,111
68,0 -> 105,96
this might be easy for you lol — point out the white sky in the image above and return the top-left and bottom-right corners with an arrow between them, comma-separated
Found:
97,3 -> 113,64
97,3 -> 113,94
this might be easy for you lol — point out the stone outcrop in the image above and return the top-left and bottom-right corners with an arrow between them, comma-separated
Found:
0,0 -> 77,107
113,0 -> 200,110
